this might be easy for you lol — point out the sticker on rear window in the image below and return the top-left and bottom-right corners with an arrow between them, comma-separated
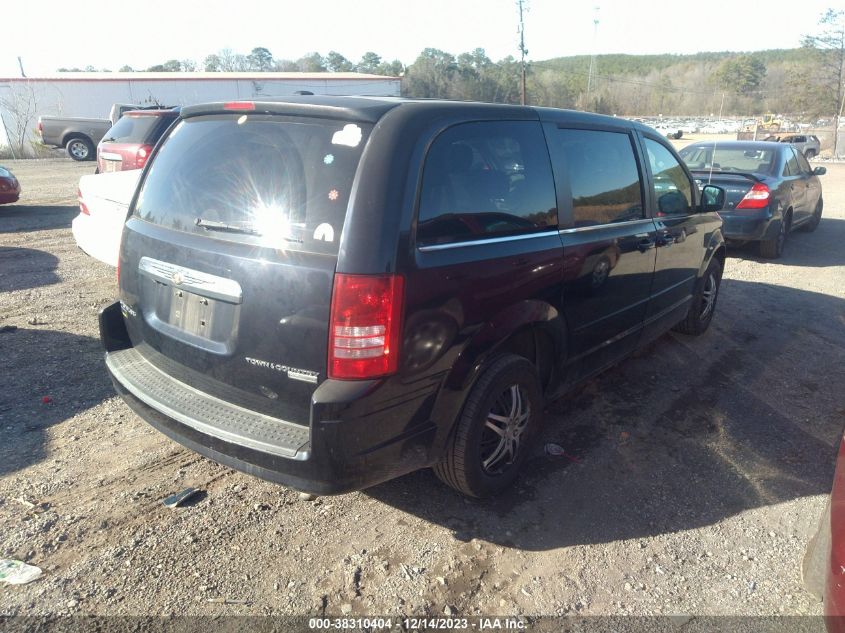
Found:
313,223 -> 334,242
332,124 -> 362,148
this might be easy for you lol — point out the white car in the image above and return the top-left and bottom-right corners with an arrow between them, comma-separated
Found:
72,170 -> 141,267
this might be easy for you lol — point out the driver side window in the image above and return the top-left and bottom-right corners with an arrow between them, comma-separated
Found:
644,138 -> 692,216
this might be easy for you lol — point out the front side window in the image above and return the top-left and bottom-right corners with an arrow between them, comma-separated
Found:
795,150 -> 813,174
549,128 -> 643,227
783,148 -> 800,177
645,138 -> 692,216
417,121 -> 557,246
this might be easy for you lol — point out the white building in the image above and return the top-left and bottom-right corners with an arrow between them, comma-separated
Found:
0,72 -> 401,155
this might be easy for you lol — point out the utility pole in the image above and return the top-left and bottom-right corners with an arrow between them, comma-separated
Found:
17,56 -> 26,78
518,0 -> 527,105
586,6 -> 600,94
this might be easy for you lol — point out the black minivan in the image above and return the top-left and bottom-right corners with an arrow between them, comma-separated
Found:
100,97 -> 726,497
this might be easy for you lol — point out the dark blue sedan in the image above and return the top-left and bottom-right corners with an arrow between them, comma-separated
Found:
678,141 -> 826,258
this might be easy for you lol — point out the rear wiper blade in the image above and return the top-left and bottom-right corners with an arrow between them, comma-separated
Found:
194,217 -> 303,242
195,218 -> 261,235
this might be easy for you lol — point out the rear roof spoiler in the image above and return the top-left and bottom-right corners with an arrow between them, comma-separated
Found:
690,170 -> 763,183
180,98 -> 400,124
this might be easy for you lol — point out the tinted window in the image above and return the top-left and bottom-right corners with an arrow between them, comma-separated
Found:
134,115 -> 371,254
104,114 -> 175,144
417,121 -> 557,246
679,145 -> 775,175
783,148 -> 800,176
549,128 -> 643,227
795,149 -> 812,174
645,138 -> 692,216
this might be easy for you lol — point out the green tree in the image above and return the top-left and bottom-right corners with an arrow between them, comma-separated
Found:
325,51 -> 354,72
296,52 -> 326,72
357,52 -> 383,74
402,48 -> 457,98
248,47 -> 274,71
203,54 -> 222,71
118,65 -> 134,72
802,9 -> 845,157
376,59 -> 404,76
713,55 -> 767,95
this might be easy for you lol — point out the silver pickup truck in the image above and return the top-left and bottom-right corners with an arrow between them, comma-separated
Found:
37,103 -> 146,161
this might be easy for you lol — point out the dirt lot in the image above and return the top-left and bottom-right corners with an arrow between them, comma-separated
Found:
1,156 -> 844,620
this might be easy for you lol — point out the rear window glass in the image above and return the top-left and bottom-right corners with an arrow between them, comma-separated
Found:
133,115 -> 372,254
104,114 -> 174,144
679,146 -> 776,175
417,121 -> 557,246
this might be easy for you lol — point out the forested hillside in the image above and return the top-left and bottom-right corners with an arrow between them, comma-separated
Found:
402,47 -> 829,118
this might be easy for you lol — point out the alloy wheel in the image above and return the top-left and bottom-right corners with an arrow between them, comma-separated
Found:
480,384 -> 530,475
700,272 -> 718,319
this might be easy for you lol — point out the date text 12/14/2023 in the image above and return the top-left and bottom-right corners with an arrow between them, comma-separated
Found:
307,617 -> 527,630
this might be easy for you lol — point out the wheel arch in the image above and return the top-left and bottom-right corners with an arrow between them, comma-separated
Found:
427,299 -> 566,460
61,132 -> 94,148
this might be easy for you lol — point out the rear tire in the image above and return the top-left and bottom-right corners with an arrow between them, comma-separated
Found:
800,199 -> 823,233
759,215 -> 789,259
434,354 -> 542,498
66,136 -> 94,161
673,257 -> 722,336
804,149 -> 817,160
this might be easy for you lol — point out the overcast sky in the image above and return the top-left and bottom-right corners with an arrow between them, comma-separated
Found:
1,0 -> 836,76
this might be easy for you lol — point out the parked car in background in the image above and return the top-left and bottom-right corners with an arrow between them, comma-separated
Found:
99,98 -> 727,498
803,432 -> 845,632
72,170 -> 140,266
678,141 -> 825,258
779,134 -> 821,159
37,103 -> 172,161
0,166 -> 21,204
97,108 -> 180,173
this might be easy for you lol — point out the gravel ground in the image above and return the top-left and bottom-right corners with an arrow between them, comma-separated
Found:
0,157 -> 843,620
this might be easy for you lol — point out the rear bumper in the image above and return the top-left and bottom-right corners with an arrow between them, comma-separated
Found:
720,211 -> 773,242
0,190 -> 20,204
71,213 -> 120,267
99,302 -> 438,494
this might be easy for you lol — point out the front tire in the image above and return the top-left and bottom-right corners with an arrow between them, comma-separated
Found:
434,354 -> 542,498
66,137 -> 94,161
800,199 -> 823,233
673,258 -> 722,336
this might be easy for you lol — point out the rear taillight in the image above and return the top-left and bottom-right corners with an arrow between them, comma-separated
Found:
736,182 -> 771,209
135,144 -> 153,168
36,120 -> 43,133
77,188 -> 89,215
328,274 -> 404,380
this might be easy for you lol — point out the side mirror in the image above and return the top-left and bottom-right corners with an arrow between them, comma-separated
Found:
700,184 -> 725,212
813,166 -> 827,176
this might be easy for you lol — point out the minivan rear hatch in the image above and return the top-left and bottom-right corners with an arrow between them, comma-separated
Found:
118,108 -> 373,425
